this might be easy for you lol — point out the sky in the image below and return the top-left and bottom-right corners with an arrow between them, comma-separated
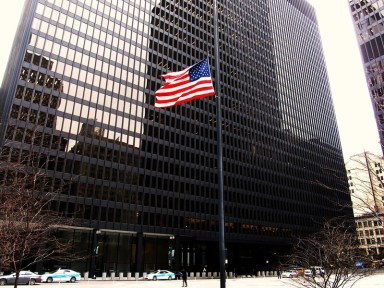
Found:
306,0 -> 382,159
0,0 -> 381,161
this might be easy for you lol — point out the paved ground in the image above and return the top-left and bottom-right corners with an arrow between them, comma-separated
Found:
30,273 -> 384,288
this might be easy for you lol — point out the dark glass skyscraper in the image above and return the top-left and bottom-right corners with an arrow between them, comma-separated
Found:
0,0 -> 352,275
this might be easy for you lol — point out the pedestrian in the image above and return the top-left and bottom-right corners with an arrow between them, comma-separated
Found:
311,267 -> 316,278
181,268 -> 188,287
277,268 -> 281,279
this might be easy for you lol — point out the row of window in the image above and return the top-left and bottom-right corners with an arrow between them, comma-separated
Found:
357,219 -> 383,227
358,228 -> 384,236
359,237 -> 384,245
57,200 -> 294,237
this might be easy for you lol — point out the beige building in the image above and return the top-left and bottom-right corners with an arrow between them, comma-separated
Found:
346,152 -> 384,255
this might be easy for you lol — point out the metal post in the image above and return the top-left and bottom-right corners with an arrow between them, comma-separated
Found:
212,1 -> 226,288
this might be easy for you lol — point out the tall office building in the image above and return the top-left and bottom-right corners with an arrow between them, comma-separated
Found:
0,0 -> 352,275
348,0 -> 384,155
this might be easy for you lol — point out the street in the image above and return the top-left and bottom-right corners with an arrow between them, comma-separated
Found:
30,273 -> 384,288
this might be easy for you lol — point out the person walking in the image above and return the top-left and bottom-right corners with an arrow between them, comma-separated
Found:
277,268 -> 281,279
181,269 -> 188,287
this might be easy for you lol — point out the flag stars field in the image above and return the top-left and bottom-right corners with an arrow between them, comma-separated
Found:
189,58 -> 211,81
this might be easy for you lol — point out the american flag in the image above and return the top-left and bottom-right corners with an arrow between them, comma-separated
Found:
154,58 -> 215,108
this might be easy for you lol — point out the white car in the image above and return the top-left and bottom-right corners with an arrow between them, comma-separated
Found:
41,268 -> 81,283
145,270 -> 175,280
310,266 -> 325,276
281,270 -> 299,278
304,269 -> 313,277
0,271 -> 42,285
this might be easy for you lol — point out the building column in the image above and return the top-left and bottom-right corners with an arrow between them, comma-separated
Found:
135,232 -> 143,273
90,229 -> 101,279
175,235 -> 181,271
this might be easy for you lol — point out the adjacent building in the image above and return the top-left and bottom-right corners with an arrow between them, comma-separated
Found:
348,0 -> 384,155
346,152 -> 384,255
0,0 -> 352,275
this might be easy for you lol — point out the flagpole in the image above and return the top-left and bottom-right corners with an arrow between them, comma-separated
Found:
212,1 -> 226,288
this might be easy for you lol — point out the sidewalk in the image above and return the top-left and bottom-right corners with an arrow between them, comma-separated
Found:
35,273 -> 384,288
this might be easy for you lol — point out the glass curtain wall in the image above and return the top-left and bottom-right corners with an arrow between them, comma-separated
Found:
0,0 -> 352,274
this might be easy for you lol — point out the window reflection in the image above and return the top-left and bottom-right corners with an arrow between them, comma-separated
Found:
20,0 -> 152,152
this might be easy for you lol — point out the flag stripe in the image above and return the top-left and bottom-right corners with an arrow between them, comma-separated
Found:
155,90 -> 216,108
155,78 -> 192,95
155,78 -> 213,98
161,67 -> 190,81
156,84 -> 215,103
161,75 -> 190,86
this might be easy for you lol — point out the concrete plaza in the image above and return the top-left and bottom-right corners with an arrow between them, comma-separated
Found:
34,273 -> 384,288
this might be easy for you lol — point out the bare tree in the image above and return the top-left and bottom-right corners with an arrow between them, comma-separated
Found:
0,144 -> 78,288
286,219 -> 372,288
313,151 -> 384,258
346,152 -> 384,216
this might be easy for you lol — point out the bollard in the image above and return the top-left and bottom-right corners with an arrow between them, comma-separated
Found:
84,272 -> 89,280
119,272 -> 124,280
102,272 -> 107,280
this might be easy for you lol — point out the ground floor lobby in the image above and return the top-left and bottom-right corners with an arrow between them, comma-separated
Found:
38,227 -> 290,277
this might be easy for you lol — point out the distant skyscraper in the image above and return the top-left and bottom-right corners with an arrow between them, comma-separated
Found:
348,0 -> 384,155
0,0 -> 352,275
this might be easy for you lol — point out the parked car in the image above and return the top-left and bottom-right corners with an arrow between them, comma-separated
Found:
304,269 -> 313,277
281,270 -> 299,278
41,268 -> 81,283
292,267 -> 305,276
310,266 -> 325,276
0,271 -> 42,285
145,270 -> 175,280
